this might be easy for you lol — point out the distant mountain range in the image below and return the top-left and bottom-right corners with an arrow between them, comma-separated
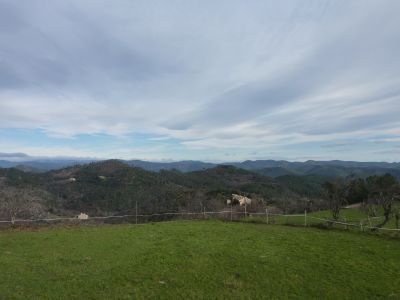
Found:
0,159 -> 95,172
0,153 -> 399,179
126,159 -> 400,179
0,159 -> 399,219
0,160 -> 325,217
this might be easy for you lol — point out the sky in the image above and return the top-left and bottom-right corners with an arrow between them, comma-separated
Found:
0,0 -> 399,162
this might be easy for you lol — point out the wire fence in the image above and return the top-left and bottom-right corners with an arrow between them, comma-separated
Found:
245,211 -> 400,234
1,206 -> 399,235
0,208 -> 237,226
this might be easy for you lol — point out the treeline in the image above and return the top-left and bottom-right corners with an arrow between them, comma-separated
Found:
323,174 -> 400,228
0,161 -> 329,221
1,160 -> 399,225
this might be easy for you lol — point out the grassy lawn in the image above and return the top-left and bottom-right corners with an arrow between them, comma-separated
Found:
252,207 -> 399,231
0,220 -> 399,299
309,207 -> 399,228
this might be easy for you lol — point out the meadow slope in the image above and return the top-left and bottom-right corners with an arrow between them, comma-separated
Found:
0,221 -> 399,299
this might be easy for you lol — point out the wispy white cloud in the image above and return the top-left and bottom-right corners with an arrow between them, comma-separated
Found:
0,0 -> 399,161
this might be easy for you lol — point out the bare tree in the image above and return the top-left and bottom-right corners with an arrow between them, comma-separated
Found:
394,206 -> 400,230
0,185 -> 48,224
366,174 -> 400,228
322,180 -> 346,221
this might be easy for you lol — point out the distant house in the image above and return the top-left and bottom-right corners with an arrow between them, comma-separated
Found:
68,177 -> 77,182
232,194 -> 252,206
77,213 -> 89,220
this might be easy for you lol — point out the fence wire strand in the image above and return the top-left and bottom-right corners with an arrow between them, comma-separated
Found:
1,209 -> 399,232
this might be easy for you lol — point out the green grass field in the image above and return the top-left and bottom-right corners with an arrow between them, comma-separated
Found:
0,220 -> 399,299
249,207 -> 399,232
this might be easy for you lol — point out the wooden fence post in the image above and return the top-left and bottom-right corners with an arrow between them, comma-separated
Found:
304,209 -> 307,227
135,201 -> 138,224
266,208 -> 269,224
230,203 -> 233,221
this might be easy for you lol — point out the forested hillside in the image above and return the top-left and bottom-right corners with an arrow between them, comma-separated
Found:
1,160 -> 399,222
0,160 -> 327,219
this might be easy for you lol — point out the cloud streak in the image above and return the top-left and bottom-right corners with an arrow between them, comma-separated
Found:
0,0 -> 399,161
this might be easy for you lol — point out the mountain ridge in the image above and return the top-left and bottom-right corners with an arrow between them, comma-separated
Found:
1,155 -> 399,179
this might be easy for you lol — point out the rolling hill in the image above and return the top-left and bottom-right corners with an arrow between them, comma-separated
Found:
1,153 -> 399,179
1,159 -> 399,220
0,160 -> 323,219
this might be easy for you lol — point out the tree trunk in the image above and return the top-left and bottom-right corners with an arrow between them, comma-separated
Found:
375,212 -> 390,228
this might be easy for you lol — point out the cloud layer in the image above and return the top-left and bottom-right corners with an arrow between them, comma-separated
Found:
0,0 -> 399,161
